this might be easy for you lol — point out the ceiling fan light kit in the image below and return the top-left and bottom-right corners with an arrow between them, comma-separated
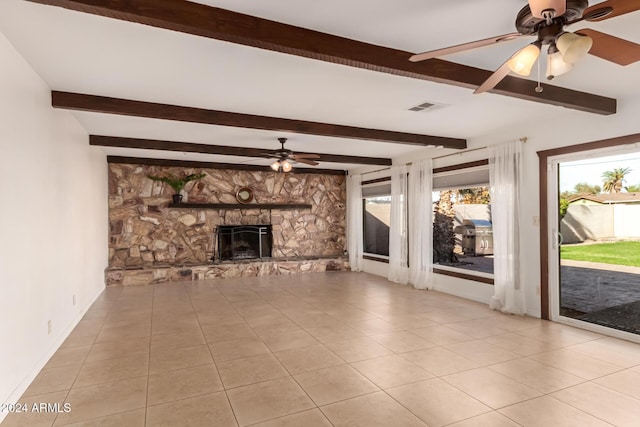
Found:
508,42 -> 542,76
282,161 -> 293,172
546,46 -> 574,79
556,32 -> 594,63
410,0 -> 640,94
266,138 -> 320,172
271,159 -> 293,172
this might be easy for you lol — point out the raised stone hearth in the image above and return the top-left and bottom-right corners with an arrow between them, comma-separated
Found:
107,162 -> 347,285
106,256 -> 349,286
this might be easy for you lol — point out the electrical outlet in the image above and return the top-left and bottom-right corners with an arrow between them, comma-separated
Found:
47,320 -> 52,335
73,294 -> 76,306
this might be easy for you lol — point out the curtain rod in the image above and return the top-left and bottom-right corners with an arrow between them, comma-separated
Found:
360,166 -> 389,176
358,137 -> 527,176
432,137 -> 528,160
360,163 -> 415,176
432,146 -> 487,160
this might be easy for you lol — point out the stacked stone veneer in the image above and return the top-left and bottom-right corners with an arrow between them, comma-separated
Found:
107,163 -> 348,285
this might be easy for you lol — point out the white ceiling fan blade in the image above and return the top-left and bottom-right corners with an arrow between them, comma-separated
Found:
410,33 -> 523,62
474,60 -> 512,94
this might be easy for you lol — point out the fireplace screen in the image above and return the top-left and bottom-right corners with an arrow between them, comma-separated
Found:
216,225 -> 272,261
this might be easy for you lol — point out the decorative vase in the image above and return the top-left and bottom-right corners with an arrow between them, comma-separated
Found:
172,194 -> 183,203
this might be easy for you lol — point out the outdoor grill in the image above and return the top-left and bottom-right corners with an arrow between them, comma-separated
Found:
454,219 -> 493,256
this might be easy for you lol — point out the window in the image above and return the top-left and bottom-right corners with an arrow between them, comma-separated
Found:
362,179 -> 391,257
363,195 -> 390,256
432,162 -> 494,278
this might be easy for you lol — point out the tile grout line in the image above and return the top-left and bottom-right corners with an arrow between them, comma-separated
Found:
56,290 -> 122,426
190,280 -> 242,427
142,284 -> 155,426
54,288 -> 130,426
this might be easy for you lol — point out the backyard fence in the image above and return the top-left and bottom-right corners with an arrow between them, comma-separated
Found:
561,204 -> 640,244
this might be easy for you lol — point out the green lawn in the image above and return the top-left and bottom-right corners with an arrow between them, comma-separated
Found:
561,241 -> 640,267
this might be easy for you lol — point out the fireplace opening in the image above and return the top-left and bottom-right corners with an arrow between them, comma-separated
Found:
216,225 -> 272,261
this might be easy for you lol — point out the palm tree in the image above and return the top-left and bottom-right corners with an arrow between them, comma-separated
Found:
602,167 -> 631,193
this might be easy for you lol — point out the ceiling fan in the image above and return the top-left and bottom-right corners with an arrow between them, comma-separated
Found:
410,0 -> 640,94
264,138 -> 320,172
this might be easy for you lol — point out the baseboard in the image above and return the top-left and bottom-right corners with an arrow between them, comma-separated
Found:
432,283 -> 493,305
0,285 -> 105,423
526,309 -> 542,318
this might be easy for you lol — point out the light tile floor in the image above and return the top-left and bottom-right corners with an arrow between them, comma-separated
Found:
3,271 -> 640,426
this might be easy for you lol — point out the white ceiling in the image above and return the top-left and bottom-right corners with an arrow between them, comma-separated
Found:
1,0 -> 638,170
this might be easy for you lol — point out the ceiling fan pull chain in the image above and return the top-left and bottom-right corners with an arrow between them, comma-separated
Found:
535,56 -> 544,93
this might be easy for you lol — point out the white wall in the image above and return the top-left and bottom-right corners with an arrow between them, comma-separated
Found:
432,273 -> 494,305
0,32 -> 108,412
362,258 -> 389,277
361,258 -> 494,304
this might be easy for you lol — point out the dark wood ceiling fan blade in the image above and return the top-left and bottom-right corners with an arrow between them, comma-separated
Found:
583,0 -> 640,22
409,32 -> 523,62
577,29 -> 640,65
473,60 -> 512,95
290,153 -> 320,159
244,148 -> 273,157
292,158 -> 319,166
259,151 -> 278,158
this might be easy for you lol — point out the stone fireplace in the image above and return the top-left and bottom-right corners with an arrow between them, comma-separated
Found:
216,225 -> 272,261
105,161 -> 349,285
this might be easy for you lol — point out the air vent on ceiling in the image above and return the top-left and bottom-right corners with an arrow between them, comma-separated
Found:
408,101 -> 448,112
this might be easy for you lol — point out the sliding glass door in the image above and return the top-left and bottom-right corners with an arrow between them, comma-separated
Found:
548,147 -> 640,340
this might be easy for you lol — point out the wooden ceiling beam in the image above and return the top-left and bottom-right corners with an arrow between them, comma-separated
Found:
91,135 -> 392,166
30,0 -> 616,115
106,156 -> 346,176
53,91 -> 465,148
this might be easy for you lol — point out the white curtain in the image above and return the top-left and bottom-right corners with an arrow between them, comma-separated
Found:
408,160 -> 433,289
346,174 -> 364,272
388,165 -> 409,284
489,140 -> 525,314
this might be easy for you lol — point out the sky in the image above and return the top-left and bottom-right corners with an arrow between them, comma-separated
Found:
559,152 -> 640,193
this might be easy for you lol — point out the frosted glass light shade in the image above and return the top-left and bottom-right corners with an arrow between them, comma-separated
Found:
507,44 -> 541,76
529,0 -> 566,18
546,51 -> 573,80
557,32 -> 593,63
281,160 -> 292,172
270,161 -> 280,171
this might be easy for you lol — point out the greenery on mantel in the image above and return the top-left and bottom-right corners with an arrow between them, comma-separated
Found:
147,172 -> 206,194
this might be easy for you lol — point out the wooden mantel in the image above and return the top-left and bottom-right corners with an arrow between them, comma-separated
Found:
168,203 -> 312,210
